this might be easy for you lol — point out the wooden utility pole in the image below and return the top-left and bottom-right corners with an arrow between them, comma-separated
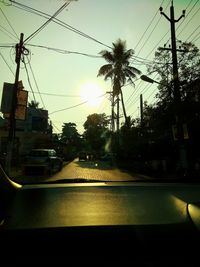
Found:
6,33 -> 24,174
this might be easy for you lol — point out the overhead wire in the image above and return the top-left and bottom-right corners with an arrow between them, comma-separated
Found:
192,31 -> 200,42
0,24 -> 18,41
9,0 -> 112,49
134,0 -> 165,52
27,44 -> 102,58
126,1 -> 171,113
28,60 -> 46,109
49,94 -> 107,115
127,0 -> 197,114
24,1 -> 70,44
0,6 -> 18,39
0,50 -> 15,75
185,23 -> 200,42
26,91 -> 80,98
22,58 -> 37,104
176,0 -> 200,38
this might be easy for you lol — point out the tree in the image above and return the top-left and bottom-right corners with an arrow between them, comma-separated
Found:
148,42 -> 200,103
28,100 -> 40,108
83,113 -> 110,153
61,122 -> 82,159
97,39 -> 141,129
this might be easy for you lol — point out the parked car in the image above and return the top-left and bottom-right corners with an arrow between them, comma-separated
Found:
22,149 -> 63,175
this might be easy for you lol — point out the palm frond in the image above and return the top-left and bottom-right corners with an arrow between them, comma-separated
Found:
97,64 -> 112,77
99,50 -> 114,63
127,65 -> 141,75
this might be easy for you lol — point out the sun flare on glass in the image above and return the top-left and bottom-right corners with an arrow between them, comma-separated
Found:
80,82 -> 104,107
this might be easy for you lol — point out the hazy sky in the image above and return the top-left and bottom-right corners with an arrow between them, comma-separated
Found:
0,0 -> 200,134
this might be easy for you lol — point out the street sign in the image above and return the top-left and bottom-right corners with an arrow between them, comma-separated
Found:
1,81 -> 28,120
17,89 -> 28,106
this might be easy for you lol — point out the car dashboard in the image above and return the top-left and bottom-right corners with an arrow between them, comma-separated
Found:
1,172 -> 200,265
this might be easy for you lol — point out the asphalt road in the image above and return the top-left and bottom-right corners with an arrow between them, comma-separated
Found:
13,158 -> 150,184
47,158 -> 150,182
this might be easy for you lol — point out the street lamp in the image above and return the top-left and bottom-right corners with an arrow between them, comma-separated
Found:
140,75 -> 161,85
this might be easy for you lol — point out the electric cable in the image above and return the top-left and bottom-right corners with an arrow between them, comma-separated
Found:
24,2 -> 70,44
9,0 -> 111,49
27,44 -> 101,58
49,94 -> 106,115
0,50 -> 15,75
0,7 -> 18,39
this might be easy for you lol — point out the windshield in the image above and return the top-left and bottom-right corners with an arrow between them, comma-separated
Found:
0,0 -> 200,184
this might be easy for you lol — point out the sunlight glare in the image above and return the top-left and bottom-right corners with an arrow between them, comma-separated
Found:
80,82 -> 104,107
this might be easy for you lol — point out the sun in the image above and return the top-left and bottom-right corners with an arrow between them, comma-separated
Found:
80,82 -> 104,107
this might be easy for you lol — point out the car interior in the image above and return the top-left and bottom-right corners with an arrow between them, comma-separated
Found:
1,164 -> 200,265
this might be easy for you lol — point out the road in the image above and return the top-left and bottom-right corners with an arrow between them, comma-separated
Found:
13,158 -> 150,184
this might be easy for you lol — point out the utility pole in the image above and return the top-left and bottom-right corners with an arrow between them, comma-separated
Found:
106,91 -> 115,132
140,94 -> 143,129
116,96 -> 120,132
160,2 -> 188,173
6,33 -> 24,174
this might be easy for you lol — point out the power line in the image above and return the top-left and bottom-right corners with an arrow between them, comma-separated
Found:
192,31 -> 200,42
176,0 -> 200,38
27,44 -> 102,58
49,94 -> 106,115
135,0 -> 171,57
0,50 -> 15,75
22,59 -> 37,104
185,23 -> 200,42
0,43 -> 15,47
0,7 -> 18,39
134,0 -> 165,51
26,91 -> 80,98
0,24 -> 17,41
10,0 -> 112,49
24,2 -> 70,43
28,60 -> 46,109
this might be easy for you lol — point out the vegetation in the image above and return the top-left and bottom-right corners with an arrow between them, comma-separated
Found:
49,40 -> 200,178
98,39 -> 141,129
83,113 -> 110,155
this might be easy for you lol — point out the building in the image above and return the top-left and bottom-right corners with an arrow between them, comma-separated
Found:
0,107 -> 52,158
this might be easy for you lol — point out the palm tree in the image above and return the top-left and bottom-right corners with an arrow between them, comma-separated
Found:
98,39 -> 141,131
28,100 -> 40,108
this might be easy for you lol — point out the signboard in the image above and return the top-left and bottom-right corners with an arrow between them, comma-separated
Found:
15,105 -> 27,120
1,83 -> 14,113
17,89 -> 28,106
1,81 -> 28,121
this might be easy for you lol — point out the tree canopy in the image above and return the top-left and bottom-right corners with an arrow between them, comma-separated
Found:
98,38 -> 141,127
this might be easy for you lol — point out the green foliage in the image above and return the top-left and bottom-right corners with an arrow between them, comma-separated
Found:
60,122 -> 82,159
28,100 -> 40,108
148,42 -> 200,103
98,38 -> 141,125
83,113 -> 110,153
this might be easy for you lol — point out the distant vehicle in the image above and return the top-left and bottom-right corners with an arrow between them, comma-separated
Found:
22,149 -> 63,175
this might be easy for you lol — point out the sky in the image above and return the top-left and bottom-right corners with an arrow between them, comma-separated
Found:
0,0 -> 200,134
